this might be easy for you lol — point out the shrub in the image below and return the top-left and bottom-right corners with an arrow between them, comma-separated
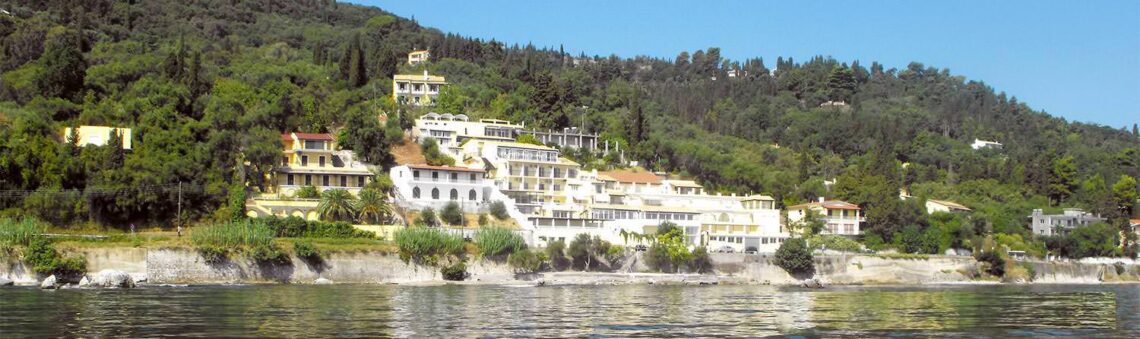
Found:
440,261 -> 467,281
545,240 -> 570,270
293,239 -> 320,262
687,246 -> 713,273
24,237 -> 86,276
416,208 -> 439,227
198,245 -> 228,264
249,243 -> 290,264
421,138 -> 455,166
294,185 -> 321,199
508,250 -> 543,273
477,213 -> 489,226
474,227 -> 525,258
440,201 -> 464,226
489,201 -> 509,220
774,238 -> 814,276
808,235 -> 863,252
646,242 -> 674,272
393,227 -> 464,264
258,216 -> 373,238
976,250 -> 1006,277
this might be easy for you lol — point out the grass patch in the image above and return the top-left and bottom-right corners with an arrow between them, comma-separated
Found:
473,227 -> 525,259
393,227 -> 464,265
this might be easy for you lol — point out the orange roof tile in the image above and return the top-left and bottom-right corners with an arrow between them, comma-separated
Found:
787,200 -> 861,210
599,170 -> 661,184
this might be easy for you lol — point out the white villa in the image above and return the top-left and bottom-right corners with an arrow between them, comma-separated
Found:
412,113 -> 522,158
62,126 -> 133,150
971,139 -> 1003,150
389,164 -> 496,213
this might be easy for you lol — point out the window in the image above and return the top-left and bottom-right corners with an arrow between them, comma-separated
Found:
358,176 -> 365,187
340,176 -> 347,187
319,156 -> 326,167
413,170 -> 420,179
281,156 -> 289,166
450,173 -> 458,181
399,82 -> 407,91
469,173 -> 477,182
287,174 -> 294,185
413,187 -> 420,198
431,188 -> 439,199
469,190 -> 477,201
305,175 -> 312,185
553,184 -> 560,191
449,189 -> 458,200
322,175 -> 329,186
301,155 -> 309,166
432,172 -> 439,181
304,140 -> 325,150
414,84 -> 422,92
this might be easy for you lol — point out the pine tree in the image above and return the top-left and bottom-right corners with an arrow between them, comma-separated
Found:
185,51 -> 204,98
36,28 -> 88,100
163,36 -> 186,79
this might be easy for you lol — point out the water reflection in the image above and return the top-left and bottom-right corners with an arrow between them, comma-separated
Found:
0,284 -> 1135,337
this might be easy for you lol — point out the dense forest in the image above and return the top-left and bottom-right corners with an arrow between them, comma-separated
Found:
1,1 -> 1137,256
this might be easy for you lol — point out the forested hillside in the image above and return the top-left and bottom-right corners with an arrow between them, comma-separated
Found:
1,1 -> 1137,256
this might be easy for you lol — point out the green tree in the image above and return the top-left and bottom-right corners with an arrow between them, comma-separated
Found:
416,207 -> 439,227
774,238 -> 814,276
356,188 -> 391,224
825,65 -> 856,102
1112,175 -> 1137,217
37,28 -> 87,100
440,201 -> 464,226
1049,155 -> 1077,205
566,233 -> 595,271
545,240 -> 570,270
318,189 -> 357,222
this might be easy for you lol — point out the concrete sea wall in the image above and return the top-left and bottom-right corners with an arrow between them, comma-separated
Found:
2,248 -> 1137,286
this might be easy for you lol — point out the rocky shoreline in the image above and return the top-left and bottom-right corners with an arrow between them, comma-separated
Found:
3,247 -> 1138,288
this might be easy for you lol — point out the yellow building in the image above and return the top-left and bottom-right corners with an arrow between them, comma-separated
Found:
393,71 -> 447,106
61,126 -> 132,149
274,132 -> 374,196
407,50 -> 430,65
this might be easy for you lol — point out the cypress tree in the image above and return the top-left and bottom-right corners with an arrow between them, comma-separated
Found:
36,28 -> 88,100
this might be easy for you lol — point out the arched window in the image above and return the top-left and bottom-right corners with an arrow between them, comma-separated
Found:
431,188 -> 439,200
412,187 -> 421,199
468,189 -> 477,201
449,189 -> 458,200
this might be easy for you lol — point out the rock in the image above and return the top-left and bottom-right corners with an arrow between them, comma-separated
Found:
78,276 -> 91,287
40,275 -> 58,289
90,270 -> 135,288
0,277 -> 13,286
801,279 -> 825,289
314,278 -> 333,285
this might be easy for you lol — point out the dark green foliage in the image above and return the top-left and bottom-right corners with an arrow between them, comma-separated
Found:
774,238 -> 814,276
566,233 -> 594,270
416,208 -> 439,227
24,237 -> 85,275
249,243 -> 290,264
36,28 -> 87,100
256,216 -> 373,239
420,138 -> 454,166
440,261 -> 467,281
545,240 -> 570,270
508,250 -> 543,273
489,201 -> 509,220
976,250 -> 1006,277
292,239 -> 320,262
687,247 -> 713,273
440,201 -> 464,226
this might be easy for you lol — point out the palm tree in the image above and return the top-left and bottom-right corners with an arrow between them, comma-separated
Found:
356,189 -> 392,224
318,189 -> 357,221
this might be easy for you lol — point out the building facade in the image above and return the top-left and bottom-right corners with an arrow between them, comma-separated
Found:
786,199 -> 864,237
274,132 -> 374,197
412,113 -> 523,158
62,126 -> 133,150
1029,208 -> 1106,236
393,72 -> 447,106
389,164 -> 496,213
407,50 -> 430,65
519,127 -> 600,151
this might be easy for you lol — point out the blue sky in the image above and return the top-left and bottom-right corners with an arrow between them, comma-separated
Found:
356,0 -> 1139,128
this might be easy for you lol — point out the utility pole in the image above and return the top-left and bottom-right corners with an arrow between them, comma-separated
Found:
176,181 -> 183,237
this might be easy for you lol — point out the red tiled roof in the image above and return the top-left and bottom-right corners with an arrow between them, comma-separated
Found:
408,164 -> 485,173
1131,219 -> 1140,226
599,170 -> 661,184
929,199 -> 971,211
295,133 -> 334,141
787,200 -> 861,210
